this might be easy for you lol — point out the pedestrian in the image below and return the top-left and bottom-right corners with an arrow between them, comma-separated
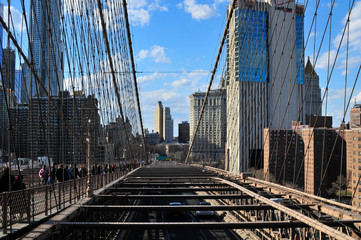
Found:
64,166 -> 72,181
50,163 -> 56,184
39,165 -> 49,185
79,165 -> 87,177
70,164 -> 79,179
56,165 -> 64,182
11,175 -> 26,218
12,175 -> 26,191
0,167 -> 15,193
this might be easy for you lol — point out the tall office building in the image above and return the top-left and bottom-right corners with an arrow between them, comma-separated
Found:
2,47 -> 16,90
178,121 -> 190,143
226,0 -> 305,173
154,101 -> 174,143
304,57 -> 322,117
15,69 -> 22,103
163,107 -> 173,143
189,89 -> 227,162
0,3 -> 3,66
29,91 -> 100,164
0,89 -> 15,154
154,101 -> 164,142
19,63 -> 29,103
29,0 -> 62,97
350,104 -> 361,128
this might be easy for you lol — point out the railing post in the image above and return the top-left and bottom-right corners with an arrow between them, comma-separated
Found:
2,193 -> 8,234
69,181 -> 72,204
45,186 -> 48,216
27,190 -> 31,223
58,183 -> 61,210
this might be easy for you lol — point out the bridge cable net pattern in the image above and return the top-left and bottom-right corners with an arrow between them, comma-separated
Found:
0,0 -> 145,232
185,0 -> 361,238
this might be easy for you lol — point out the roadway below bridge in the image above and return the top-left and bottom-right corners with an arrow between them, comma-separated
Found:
19,161 -> 361,240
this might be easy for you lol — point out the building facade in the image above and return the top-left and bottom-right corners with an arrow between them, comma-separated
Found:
0,89 -> 15,155
226,0 -> 306,173
154,101 -> 163,142
189,89 -> 226,162
345,128 -> 361,208
9,104 -> 29,158
163,107 -> 173,143
304,57 -> 322,117
2,47 -> 16,91
29,91 -> 100,164
178,121 -> 190,143
350,104 -> 361,128
154,101 -> 174,143
28,0 -> 63,97
264,123 -> 346,197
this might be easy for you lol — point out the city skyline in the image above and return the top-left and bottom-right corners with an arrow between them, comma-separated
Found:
4,0 -> 361,135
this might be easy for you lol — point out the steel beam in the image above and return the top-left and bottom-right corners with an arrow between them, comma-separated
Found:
97,194 -> 284,199
107,187 -> 238,192
217,177 -> 355,240
116,183 -> 227,187
59,220 -> 361,230
81,204 -> 314,211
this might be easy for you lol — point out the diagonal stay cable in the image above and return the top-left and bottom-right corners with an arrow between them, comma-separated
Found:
96,0 -> 135,161
0,15 -> 95,163
121,0 -> 146,161
185,0 -> 237,165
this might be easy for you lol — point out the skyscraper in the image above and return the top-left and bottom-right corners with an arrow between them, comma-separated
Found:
178,121 -> 190,143
28,0 -> 62,97
2,47 -> 15,91
226,0 -> 305,173
154,101 -> 174,143
190,89 -> 227,162
163,107 -> 173,143
304,57 -> 322,117
154,101 -> 164,142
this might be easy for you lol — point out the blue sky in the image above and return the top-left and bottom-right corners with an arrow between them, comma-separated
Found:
4,0 -> 361,135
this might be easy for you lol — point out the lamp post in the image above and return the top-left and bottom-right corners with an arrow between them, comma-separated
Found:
81,98 -> 98,198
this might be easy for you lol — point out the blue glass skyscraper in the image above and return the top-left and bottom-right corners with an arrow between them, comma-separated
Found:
28,0 -> 62,97
226,0 -> 306,173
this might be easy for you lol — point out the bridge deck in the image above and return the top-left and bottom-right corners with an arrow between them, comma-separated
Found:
16,162 -> 361,240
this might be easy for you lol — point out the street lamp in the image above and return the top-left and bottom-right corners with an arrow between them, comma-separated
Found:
81,98 -> 98,198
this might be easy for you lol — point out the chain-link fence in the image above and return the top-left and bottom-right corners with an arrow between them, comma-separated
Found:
1,168 -> 127,234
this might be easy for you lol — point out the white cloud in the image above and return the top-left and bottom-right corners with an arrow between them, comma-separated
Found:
4,6 -> 24,33
354,91 -> 361,103
182,0 -> 217,21
142,89 -> 182,102
171,78 -> 190,87
150,45 -> 170,63
137,49 -> 149,61
315,50 -> 337,69
137,45 -> 170,63
333,1 -> 361,52
138,72 -> 175,83
128,8 -> 151,27
127,0 -> 168,26
127,0 -> 148,9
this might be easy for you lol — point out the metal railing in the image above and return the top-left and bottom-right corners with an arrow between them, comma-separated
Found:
0,168 -> 129,234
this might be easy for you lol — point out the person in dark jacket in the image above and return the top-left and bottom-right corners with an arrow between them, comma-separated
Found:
0,167 -> 15,193
56,165 -> 64,182
50,163 -> 56,184
12,175 -> 26,191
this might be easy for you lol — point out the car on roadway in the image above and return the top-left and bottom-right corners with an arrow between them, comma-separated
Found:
196,201 -> 214,217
